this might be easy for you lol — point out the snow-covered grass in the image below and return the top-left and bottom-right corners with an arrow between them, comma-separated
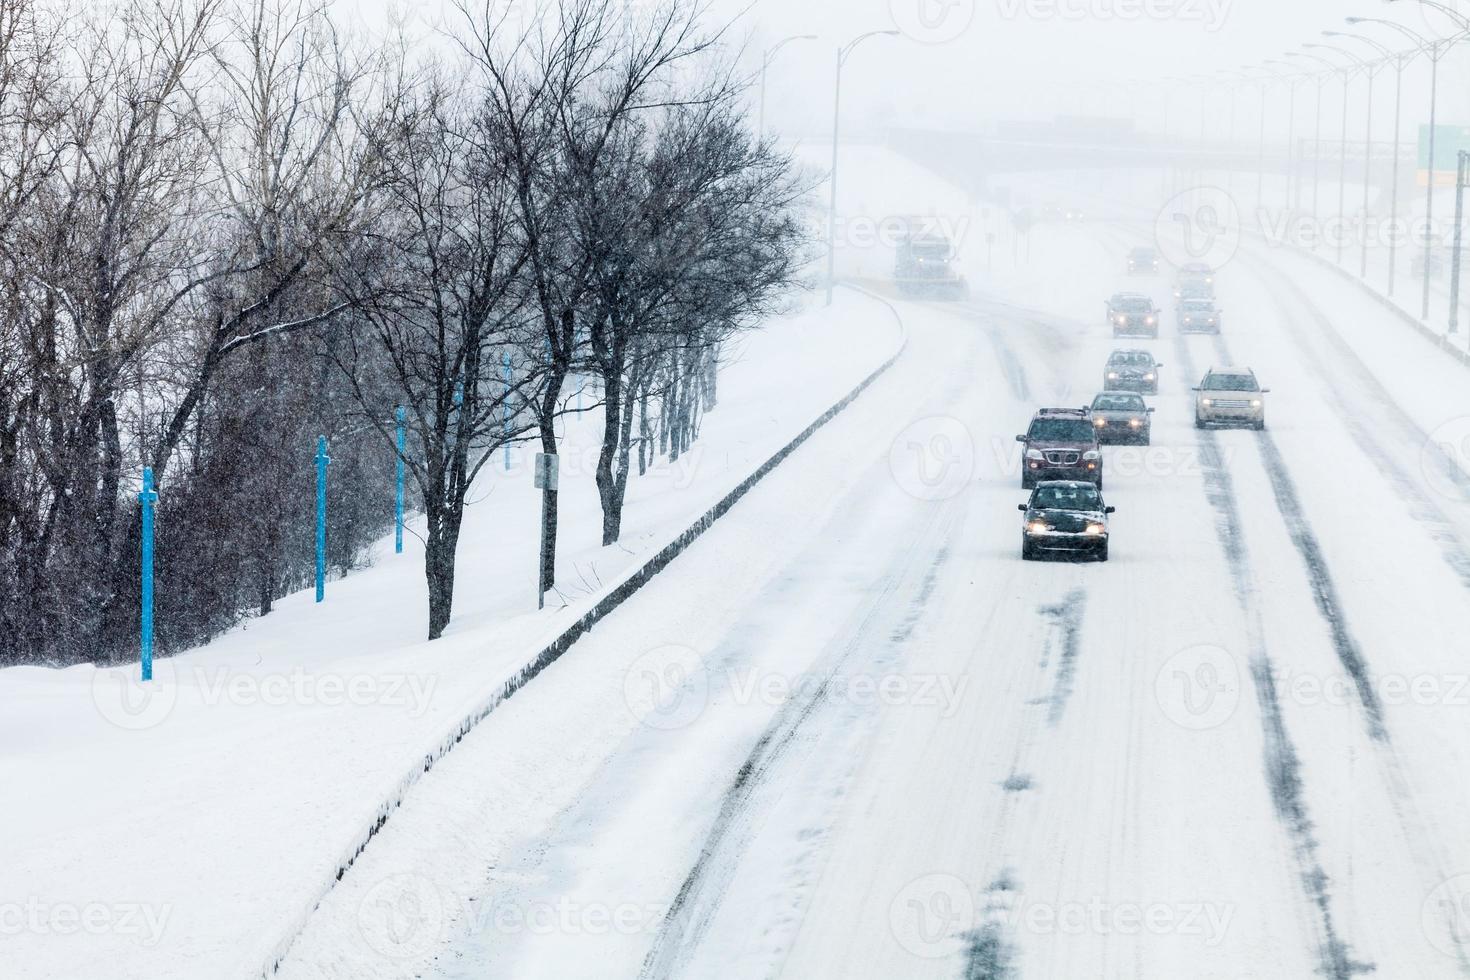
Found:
0,288 -> 901,980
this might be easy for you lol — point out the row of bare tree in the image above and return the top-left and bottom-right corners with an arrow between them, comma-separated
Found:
0,0 -> 807,663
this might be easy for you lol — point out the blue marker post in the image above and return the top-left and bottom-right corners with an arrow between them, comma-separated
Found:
138,468 -> 158,682
394,407 -> 405,554
503,351 -> 513,469
315,436 -> 330,603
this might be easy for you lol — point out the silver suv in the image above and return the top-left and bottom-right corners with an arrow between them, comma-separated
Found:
1193,366 -> 1268,430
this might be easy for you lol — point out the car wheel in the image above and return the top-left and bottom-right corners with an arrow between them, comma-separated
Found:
1194,416 -> 1205,429
1096,541 -> 1109,562
1254,420 -> 1266,431
1022,539 -> 1037,561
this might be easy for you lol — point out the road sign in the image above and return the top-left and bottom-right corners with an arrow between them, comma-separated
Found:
1418,124 -> 1470,187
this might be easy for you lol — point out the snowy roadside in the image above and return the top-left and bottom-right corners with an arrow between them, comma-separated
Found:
0,288 -> 900,980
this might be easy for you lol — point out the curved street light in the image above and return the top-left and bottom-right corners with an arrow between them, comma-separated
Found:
758,34 -> 818,141
1359,11 -> 1470,317
1261,59 -> 1312,212
826,30 -> 902,306
1325,29 -> 1421,284
1305,42 -> 1382,266
1286,50 -> 1350,234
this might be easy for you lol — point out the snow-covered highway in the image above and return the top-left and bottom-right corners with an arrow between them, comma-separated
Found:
266,204 -> 1470,979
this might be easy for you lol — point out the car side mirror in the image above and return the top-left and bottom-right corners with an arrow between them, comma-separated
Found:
1154,363 -> 1164,369
1147,407 -> 1156,413
1260,388 -> 1271,393
1015,434 -> 1026,443
1105,506 -> 1116,514
1018,504 -> 1028,512
1191,386 -> 1202,392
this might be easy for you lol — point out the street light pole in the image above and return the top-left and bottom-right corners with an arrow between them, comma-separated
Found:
1308,42 -> 1381,275
758,34 -> 817,141
826,30 -> 901,307
1263,60 -> 1308,212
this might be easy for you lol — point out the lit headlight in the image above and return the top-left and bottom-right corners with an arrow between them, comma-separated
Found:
1094,418 -> 1107,427
1128,418 -> 1142,428
1201,398 -> 1213,407
1026,521 -> 1050,535
1108,372 -> 1119,379
1251,399 -> 1262,408
1145,316 -> 1156,325
1085,523 -> 1106,536
1144,373 -> 1155,381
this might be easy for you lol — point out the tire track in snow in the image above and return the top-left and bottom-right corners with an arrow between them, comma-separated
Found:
637,504 -> 963,979
1172,329 -> 1373,979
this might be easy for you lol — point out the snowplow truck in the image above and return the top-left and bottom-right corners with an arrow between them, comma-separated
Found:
892,218 -> 969,300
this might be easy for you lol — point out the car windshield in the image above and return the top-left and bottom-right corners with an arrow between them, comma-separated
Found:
1093,394 -> 1145,411
1202,373 -> 1258,392
1113,297 -> 1151,312
911,241 -> 950,259
1029,419 -> 1095,441
1182,301 -> 1214,313
1109,353 -> 1152,367
1130,249 -> 1155,260
1032,485 -> 1102,511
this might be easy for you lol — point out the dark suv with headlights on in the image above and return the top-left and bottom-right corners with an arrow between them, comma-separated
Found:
1107,293 -> 1159,338
1017,408 -> 1103,489
1177,297 -> 1221,334
1019,481 -> 1115,562
1103,348 -> 1161,394
1127,246 -> 1160,274
1090,391 -> 1154,445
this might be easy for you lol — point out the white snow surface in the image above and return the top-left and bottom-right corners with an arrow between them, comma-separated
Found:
15,143 -> 1470,980
0,290 -> 900,980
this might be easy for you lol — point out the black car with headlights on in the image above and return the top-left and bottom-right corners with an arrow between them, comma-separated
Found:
1106,293 -> 1159,338
1017,408 -> 1103,489
1019,481 -> 1115,562
1103,348 -> 1161,394
1090,391 -> 1155,445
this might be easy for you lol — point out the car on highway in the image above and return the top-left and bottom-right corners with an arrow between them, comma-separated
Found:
1017,408 -> 1104,489
1174,278 -> 1214,303
1177,297 -> 1221,334
1176,261 -> 1214,289
1090,391 -> 1154,445
1193,366 -> 1269,429
1127,246 -> 1160,274
1103,348 -> 1161,394
1107,293 -> 1159,338
1019,481 -> 1115,562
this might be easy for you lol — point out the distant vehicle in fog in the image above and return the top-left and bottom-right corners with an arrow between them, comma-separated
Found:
1177,297 -> 1221,334
1175,261 -> 1214,288
1174,278 -> 1214,303
892,217 -> 969,300
1019,481 -> 1115,562
1127,246 -> 1160,274
1091,391 -> 1154,445
1193,366 -> 1268,430
1107,292 -> 1159,338
1103,348 -> 1161,394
